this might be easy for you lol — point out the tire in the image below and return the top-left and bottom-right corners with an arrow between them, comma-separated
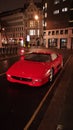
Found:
49,68 -> 54,82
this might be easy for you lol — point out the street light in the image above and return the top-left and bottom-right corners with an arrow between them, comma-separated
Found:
34,15 -> 39,37
34,15 -> 39,21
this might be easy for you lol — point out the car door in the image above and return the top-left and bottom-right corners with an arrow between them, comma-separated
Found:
51,53 -> 61,73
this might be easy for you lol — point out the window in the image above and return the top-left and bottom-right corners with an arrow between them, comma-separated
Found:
62,7 -> 68,12
48,38 -> 57,47
63,0 -> 66,2
44,22 -> 47,27
29,30 -> 35,35
53,10 -> 59,14
30,21 -> 34,27
65,29 -> 68,34
60,30 -> 63,34
45,12 -> 47,18
56,30 -> 59,35
48,31 -> 51,35
51,53 -> 58,61
60,38 -> 67,48
43,32 -> 46,35
43,6 -> 45,10
45,3 -> 47,8
42,20 -> 45,27
52,31 -> 55,35
25,53 -> 51,62
54,0 -> 60,4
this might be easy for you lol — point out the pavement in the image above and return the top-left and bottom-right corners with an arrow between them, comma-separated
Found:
37,54 -> 73,130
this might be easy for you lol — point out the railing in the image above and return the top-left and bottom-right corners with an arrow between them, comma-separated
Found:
0,47 -> 18,56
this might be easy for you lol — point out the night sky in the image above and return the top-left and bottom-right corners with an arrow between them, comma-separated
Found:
0,0 -> 41,12
0,0 -> 25,12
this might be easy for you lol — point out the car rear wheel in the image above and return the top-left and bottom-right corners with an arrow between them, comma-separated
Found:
49,68 -> 54,82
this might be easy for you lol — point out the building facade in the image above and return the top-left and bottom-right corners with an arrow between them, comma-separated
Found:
0,0 -> 43,47
43,0 -> 73,49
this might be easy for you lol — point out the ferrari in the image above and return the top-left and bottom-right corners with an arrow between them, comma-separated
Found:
6,48 -> 63,87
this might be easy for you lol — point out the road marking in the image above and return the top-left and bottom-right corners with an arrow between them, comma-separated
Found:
23,55 -> 72,130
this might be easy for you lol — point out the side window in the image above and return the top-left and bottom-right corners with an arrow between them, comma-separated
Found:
51,53 -> 58,61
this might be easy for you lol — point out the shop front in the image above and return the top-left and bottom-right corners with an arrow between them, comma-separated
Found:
60,38 -> 67,48
48,38 -> 58,48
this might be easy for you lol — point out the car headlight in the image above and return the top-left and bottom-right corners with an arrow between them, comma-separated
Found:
33,79 -> 42,84
34,79 -> 42,82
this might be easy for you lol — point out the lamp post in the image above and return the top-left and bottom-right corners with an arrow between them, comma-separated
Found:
34,15 -> 39,37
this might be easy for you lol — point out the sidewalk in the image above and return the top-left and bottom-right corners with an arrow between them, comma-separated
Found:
38,56 -> 73,130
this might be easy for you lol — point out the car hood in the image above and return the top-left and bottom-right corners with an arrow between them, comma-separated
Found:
7,60 -> 50,78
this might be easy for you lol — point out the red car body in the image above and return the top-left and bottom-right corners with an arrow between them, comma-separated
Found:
6,48 -> 63,87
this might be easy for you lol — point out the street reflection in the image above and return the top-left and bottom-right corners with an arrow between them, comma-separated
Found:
7,87 -> 19,95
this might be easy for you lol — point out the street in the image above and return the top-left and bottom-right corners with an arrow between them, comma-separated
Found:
38,53 -> 73,130
0,48 -> 73,130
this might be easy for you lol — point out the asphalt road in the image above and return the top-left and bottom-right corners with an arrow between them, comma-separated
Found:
0,48 -> 73,130
38,54 -> 73,130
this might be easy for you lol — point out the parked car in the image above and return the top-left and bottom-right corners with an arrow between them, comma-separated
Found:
6,48 -> 63,87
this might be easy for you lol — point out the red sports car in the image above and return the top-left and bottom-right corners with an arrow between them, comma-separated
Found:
6,48 -> 63,87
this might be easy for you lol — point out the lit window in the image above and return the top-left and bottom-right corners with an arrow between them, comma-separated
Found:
63,0 -> 66,2
45,3 -> 47,8
53,10 -> 59,14
42,20 -> 44,27
45,22 -> 47,27
54,0 -> 60,4
45,12 -> 47,18
30,21 -> 34,27
62,7 -> 68,12
29,30 -> 35,35
43,6 -> 45,10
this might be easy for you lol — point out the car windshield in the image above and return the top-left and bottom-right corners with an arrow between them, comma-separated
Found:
24,53 -> 51,62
